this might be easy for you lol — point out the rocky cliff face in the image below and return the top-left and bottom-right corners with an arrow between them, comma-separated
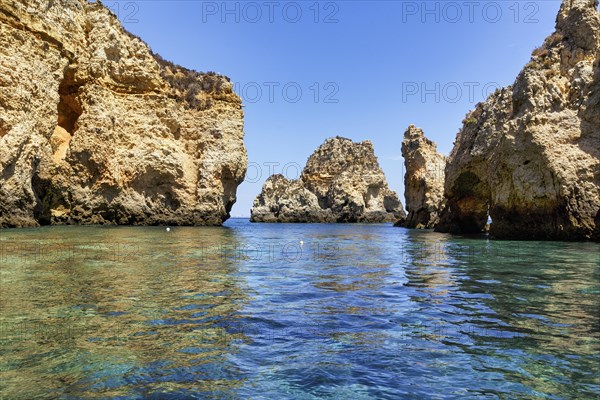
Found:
436,0 -> 600,240
400,125 -> 446,229
251,137 -> 406,223
0,0 -> 247,227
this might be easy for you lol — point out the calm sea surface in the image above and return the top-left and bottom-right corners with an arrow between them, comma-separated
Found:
0,220 -> 598,399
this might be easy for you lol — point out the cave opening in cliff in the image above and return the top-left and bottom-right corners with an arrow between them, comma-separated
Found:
56,79 -> 82,135
31,158 -> 52,226
452,171 -> 491,233
56,94 -> 81,135
0,119 -> 8,138
52,67 -> 82,162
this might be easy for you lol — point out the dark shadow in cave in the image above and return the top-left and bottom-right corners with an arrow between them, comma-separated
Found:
56,66 -> 82,135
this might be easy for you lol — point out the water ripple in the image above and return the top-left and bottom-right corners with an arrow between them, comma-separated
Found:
0,222 -> 598,398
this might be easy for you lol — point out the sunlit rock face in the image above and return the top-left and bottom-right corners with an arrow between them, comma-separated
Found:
251,137 -> 406,223
436,0 -> 600,241
399,125 -> 446,229
0,0 -> 247,227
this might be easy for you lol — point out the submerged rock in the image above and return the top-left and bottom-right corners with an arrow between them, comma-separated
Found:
0,0 -> 247,227
436,0 -> 600,241
399,125 -> 446,229
251,137 -> 406,223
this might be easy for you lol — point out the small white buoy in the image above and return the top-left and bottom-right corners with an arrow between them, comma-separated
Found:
166,227 -> 171,232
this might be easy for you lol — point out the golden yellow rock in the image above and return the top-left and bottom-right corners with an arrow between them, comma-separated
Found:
399,125 -> 446,229
251,137 -> 406,223
0,0 -> 247,227
50,126 -> 71,163
436,0 -> 599,240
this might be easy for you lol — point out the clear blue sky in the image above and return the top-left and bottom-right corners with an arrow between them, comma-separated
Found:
112,0 -> 564,217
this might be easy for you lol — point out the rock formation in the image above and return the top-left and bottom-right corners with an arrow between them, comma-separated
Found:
249,174 -> 330,223
251,137 -> 406,223
0,0 -> 247,227
436,0 -> 600,240
399,125 -> 446,229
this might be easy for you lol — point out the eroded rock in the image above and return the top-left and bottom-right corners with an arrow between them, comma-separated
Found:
251,137 -> 405,223
399,125 -> 446,229
436,0 -> 600,240
0,0 -> 247,227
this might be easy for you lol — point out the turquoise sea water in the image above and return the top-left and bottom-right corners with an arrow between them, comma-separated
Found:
0,220 -> 598,399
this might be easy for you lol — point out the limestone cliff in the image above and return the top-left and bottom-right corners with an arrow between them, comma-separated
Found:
0,0 -> 247,227
436,0 -> 600,241
399,125 -> 446,229
251,137 -> 406,223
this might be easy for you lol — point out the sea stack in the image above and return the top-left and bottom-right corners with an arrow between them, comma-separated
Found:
436,0 -> 600,241
0,0 -> 247,227
399,125 -> 446,229
251,137 -> 406,223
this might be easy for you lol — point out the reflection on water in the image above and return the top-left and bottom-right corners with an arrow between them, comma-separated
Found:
0,222 -> 598,399
1,226 -> 247,399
